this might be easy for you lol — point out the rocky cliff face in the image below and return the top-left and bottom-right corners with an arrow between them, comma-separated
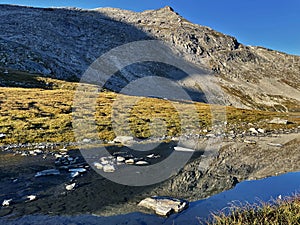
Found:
1,5 -> 299,111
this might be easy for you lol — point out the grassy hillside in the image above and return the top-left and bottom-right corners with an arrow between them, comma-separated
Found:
0,69 -> 299,144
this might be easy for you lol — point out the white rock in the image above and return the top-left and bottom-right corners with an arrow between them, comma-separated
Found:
244,140 -> 257,144
135,161 -> 149,165
147,154 -> 160,159
116,156 -> 125,162
138,197 -> 189,216
21,152 -> 28,156
257,128 -> 265,133
269,118 -> 289,125
35,169 -> 60,177
65,183 -> 76,191
2,199 -> 12,206
70,171 -> 80,178
93,162 -> 103,170
103,164 -> 115,173
34,149 -> 43,154
125,159 -> 135,164
55,154 -> 63,158
29,151 -> 37,155
69,168 -> 87,173
249,128 -> 258,134
174,146 -> 195,152
26,195 -> 37,202
267,143 -> 283,147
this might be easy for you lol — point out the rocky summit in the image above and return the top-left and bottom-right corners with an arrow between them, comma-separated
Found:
0,4 -> 299,111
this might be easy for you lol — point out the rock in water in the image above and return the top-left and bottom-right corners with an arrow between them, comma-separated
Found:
26,195 -> 37,202
2,199 -> 12,206
65,183 -> 76,191
138,197 -> 189,216
35,169 -> 60,177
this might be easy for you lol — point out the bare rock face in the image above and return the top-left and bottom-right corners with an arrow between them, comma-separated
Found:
0,4 -> 299,111
138,196 -> 189,216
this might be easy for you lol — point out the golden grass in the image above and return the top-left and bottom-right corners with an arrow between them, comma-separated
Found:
0,70 -> 299,145
209,195 -> 300,225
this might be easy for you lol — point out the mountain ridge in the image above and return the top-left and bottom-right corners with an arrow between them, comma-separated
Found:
0,4 -> 299,111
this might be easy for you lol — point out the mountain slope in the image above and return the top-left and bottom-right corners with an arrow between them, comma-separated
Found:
0,5 -> 299,111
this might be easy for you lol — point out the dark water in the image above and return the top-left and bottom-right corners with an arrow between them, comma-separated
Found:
2,171 -> 300,225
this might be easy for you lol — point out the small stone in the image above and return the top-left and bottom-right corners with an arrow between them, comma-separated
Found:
135,161 -> 149,165
147,154 -> 160,159
113,136 -> 134,144
116,156 -> 125,162
70,171 -> 80,178
174,146 -> 194,152
69,168 -> 86,173
249,128 -> 258,134
257,128 -> 265,133
35,169 -> 60,177
125,159 -> 135,164
2,199 -> 12,207
103,164 -> 115,173
269,118 -> 289,125
267,143 -> 283,147
65,183 -> 76,191
93,162 -> 103,170
244,140 -> 257,144
26,195 -> 37,202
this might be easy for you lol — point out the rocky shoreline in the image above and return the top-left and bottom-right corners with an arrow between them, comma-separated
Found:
0,126 -> 299,219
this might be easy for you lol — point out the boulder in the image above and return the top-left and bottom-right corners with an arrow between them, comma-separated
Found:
138,197 -> 189,216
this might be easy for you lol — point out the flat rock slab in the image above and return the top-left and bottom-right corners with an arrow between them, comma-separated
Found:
138,197 -> 189,216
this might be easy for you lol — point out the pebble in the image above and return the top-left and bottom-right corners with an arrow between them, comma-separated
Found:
26,195 -> 37,202
65,183 -> 76,191
135,161 -> 149,165
125,159 -> 135,164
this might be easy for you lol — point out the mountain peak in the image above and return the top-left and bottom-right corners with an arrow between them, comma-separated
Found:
162,6 -> 174,12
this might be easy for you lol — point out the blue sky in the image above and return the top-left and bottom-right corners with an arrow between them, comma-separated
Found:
1,0 -> 300,55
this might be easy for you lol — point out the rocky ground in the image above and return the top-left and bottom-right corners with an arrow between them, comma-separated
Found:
0,126 -> 299,219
